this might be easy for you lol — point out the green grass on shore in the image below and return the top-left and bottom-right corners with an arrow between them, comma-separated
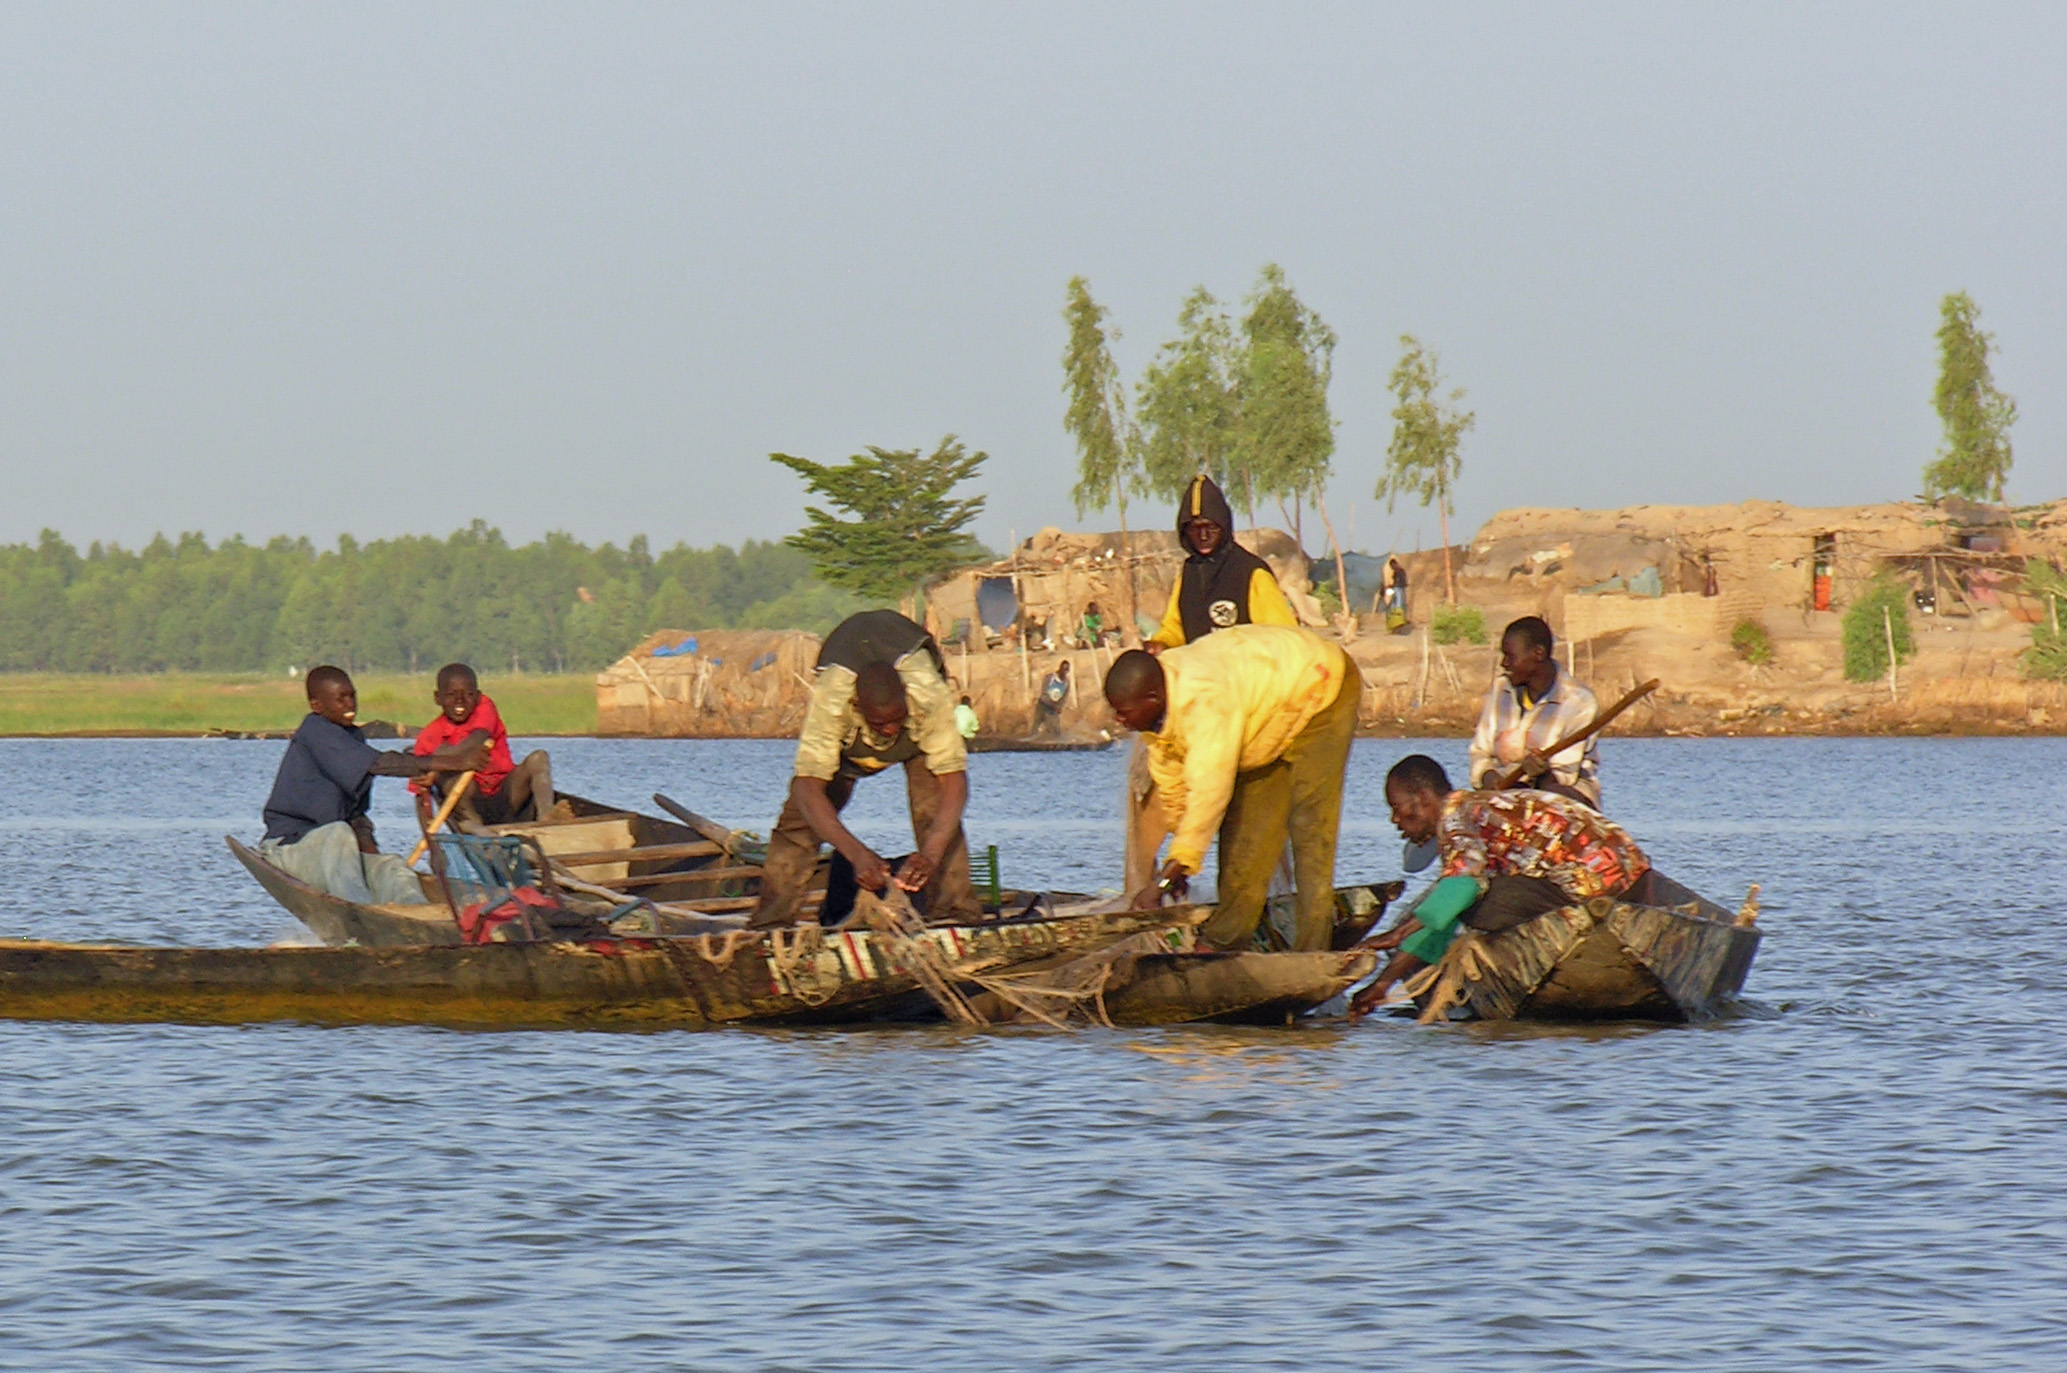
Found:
0,672 -> 598,737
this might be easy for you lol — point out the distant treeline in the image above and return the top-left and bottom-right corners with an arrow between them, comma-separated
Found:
0,523 -> 870,674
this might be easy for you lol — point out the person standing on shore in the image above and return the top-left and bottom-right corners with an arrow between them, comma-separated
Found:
1468,615 -> 1602,809
258,666 -> 489,905
750,609 -> 979,928
1382,557 -> 1410,634
1034,660 -> 1071,737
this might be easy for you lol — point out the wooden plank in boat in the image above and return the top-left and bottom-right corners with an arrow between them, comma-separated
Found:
551,840 -> 723,869
611,863 -> 761,890
499,816 -> 639,882
663,896 -> 758,913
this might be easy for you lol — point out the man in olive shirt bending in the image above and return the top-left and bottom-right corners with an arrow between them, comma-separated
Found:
750,610 -> 979,928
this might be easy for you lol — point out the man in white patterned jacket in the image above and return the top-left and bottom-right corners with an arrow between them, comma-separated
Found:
1467,615 -> 1603,810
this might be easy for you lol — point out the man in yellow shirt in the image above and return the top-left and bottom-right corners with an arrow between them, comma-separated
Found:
1146,475 -> 1298,651
1130,474 -> 1302,891
1105,625 -> 1359,951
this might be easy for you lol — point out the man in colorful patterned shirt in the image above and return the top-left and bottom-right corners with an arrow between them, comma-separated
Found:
1349,754 -> 1651,1015
1468,615 -> 1602,808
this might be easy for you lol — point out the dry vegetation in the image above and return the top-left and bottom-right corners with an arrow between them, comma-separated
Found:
0,673 -> 596,737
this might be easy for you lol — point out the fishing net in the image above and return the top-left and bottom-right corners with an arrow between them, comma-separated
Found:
853,889 -> 1194,1029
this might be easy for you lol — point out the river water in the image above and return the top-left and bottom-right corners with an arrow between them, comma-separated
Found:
1,736 -> 2062,1370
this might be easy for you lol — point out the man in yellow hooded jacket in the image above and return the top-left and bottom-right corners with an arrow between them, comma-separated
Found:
1105,624 -> 1360,951
1146,474 -> 1299,651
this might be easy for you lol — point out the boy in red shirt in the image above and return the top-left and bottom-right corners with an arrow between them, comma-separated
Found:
411,663 -> 555,828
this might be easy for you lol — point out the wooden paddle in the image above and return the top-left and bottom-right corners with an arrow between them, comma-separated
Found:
1494,678 -> 1660,790
652,792 -> 739,852
407,770 -> 475,865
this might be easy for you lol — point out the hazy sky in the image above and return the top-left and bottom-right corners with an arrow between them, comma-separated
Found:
3,2 -> 2061,559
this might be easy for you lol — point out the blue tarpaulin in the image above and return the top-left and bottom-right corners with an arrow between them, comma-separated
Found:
1309,552 -> 1391,611
1575,565 -> 1663,598
975,577 -> 1018,632
651,636 -> 698,657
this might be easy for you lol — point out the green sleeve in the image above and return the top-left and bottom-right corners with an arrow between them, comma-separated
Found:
1399,876 -> 1481,963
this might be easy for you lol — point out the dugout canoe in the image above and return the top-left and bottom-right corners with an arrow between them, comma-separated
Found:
228,791 -> 794,948
1261,881 -> 1404,952
0,903 -> 1209,1031
967,942 -> 1378,1028
1098,948 -> 1380,1026
1410,870 -> 1761,1024
230,791 -> 1060,948
942,881 -> 1402,1027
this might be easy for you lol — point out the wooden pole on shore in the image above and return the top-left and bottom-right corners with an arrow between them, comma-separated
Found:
1415,625 -> 1431,709
1884,605 -> 1898,701
1317,498 -> 1356,643
1010,529 -> 1032,705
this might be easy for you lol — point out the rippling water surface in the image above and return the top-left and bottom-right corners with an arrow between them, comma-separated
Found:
2,736 -> 2064,1370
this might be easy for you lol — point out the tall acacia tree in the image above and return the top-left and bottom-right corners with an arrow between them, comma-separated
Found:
1062,277 -> 1141,626
769,438 -> 988,608
1234,263 -> 1337,545
1377,335 -> 1475,603
1924,292 -> 2017,502
1134,287 -> 1241,504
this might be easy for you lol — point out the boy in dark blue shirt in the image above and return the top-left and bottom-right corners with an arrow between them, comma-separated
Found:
259,666 -> 488,905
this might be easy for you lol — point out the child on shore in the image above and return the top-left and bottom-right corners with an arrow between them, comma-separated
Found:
411,663 -> 555,829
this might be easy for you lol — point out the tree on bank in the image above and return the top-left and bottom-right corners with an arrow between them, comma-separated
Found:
2019,559 -> 2067,680
1061,277 -> 1143,628
1841,577 -> 1915,683
1131,267 -> 1337,539
1377,334 -> 1475,603
0,525 -> 858,674
1135,287 -> 1241,506
770,438 -> 989,607
1924,292 -> 2017,503
1234,264 -> 1338,547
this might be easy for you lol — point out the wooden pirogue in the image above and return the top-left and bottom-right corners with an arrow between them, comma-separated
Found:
935,882 -> 1404,1028
1408,871 -> 1761,1023
0,904 -> 1207,1031
1098,949 -> 1379,1026
227,791 -> 776,948
969,944 -> 1382,1028
1086,880 -> 1401,1026
230,791 -> 1059,949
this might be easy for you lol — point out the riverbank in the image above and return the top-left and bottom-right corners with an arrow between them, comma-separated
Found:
1341,596 -> 2067,737
0,673 -> 598,737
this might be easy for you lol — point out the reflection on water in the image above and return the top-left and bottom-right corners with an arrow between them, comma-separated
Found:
2,736 -> 2066,1369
